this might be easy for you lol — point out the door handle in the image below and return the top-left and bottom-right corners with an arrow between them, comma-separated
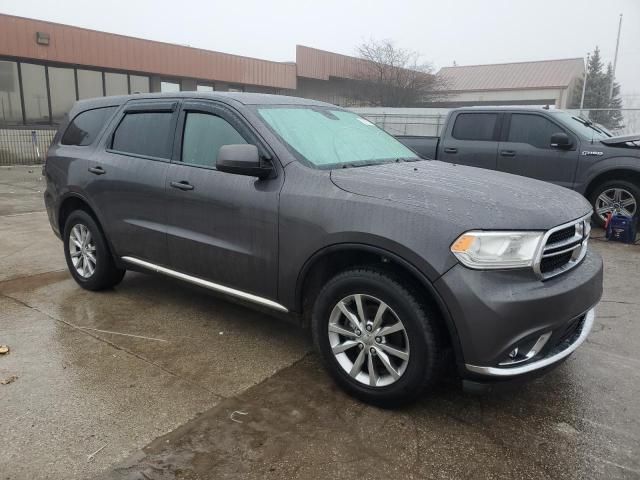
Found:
170,180 -> 194,191
88,166 -> 106,175
500,150 -> 516,157
444,147 -> 458,154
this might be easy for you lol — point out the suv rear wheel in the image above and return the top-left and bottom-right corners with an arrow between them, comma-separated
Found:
63,210 -> 125,290
589,179 -> 640,227
311,268 -> 443,407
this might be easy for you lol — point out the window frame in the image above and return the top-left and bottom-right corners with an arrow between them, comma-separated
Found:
172,99 -> 274,172
503,112 -> 576,150
105,100 -> 180,162
450,112 -> 502,142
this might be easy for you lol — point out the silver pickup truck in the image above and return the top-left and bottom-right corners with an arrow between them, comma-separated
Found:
397,107 -> 640,226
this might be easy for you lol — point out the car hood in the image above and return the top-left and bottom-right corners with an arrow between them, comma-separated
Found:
330,160 -> 592,231
600,133 -> 640,146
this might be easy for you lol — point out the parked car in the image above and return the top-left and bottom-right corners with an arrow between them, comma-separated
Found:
396,107 -> 640,227
44,93 -> 603,406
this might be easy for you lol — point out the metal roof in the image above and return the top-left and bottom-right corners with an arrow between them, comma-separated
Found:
437,58 -> 584,92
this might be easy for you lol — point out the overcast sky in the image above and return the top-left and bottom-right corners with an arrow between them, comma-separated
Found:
2,0 -> 639,102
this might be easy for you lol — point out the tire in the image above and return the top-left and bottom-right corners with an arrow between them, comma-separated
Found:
311,268 -> 444,408
63,210 -> 125,290
588,179 -> 640,228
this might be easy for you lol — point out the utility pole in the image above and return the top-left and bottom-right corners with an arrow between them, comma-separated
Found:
609,13 -> 623,100
580,53 -> 590,115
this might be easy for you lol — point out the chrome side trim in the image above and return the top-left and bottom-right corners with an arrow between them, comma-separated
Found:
465,308 -> 595,377
121,256 -> 289,313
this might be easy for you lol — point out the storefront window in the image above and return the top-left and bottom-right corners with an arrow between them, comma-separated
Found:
161,81 -> 180,93
0,60 -> 23,124
197,85 -> 214,92
77,69 -> 103,99
105,72 -> 128,96
21,63 -> 49,123
49,66 -> 76,122
130,75 -> 149,94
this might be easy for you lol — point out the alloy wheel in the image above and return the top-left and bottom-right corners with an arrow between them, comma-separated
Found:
595,187 -> 637,222
68,224 -> 97,278
328,294 -> 410,388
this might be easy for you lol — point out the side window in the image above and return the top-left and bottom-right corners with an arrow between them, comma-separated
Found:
508,114 -> 565,149
451,113 -> 498,141
111,112 -> 174,159
61,107 -> 117,146
181,112 -> 247,168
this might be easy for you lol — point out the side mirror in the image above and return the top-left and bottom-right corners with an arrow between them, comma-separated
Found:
550,132 -> 572,149
216,144 -> 272,179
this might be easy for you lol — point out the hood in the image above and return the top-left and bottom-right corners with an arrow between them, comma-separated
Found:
330,161 -> 592,231
600,134 -> 640,146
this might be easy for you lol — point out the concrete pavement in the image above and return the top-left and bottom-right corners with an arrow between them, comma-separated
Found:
1,166 -> 638,479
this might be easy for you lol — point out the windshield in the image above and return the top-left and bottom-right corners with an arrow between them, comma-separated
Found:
552,111 -> 612,140
257,106 -> 419,169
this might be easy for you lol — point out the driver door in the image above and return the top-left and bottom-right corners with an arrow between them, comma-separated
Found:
165,100 -> 282,300
497,113 -> 579,189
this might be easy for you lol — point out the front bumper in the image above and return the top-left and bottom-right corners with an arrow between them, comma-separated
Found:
465,308 -> 594,377
434,249 -> 603,380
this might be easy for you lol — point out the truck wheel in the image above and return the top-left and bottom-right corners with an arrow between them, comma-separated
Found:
311,268 -> 443,407
63,210 -> 125,290
589,180 -> 640,227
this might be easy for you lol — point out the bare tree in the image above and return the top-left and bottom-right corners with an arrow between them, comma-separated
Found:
353,39 -> 446,107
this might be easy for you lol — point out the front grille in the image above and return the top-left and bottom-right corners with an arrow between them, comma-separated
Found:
547,226 -> 576,245
540,251 -> 574,273
535,216 -> 591,280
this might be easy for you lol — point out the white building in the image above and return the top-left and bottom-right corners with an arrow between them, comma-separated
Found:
433,58 -> 585,109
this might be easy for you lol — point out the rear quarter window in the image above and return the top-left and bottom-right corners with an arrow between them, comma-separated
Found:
451,113 -> 498,141
61,107 -> 117,146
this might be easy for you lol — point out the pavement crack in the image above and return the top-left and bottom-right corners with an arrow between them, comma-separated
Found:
0,291 -> 221,397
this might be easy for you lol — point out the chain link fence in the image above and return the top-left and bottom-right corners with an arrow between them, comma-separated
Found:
0,127 -> 56,165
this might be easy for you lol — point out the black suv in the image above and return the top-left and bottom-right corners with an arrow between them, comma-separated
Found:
44,93 -> 603,406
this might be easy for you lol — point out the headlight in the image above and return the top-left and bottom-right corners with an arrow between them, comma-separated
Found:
450,231 -> 544,269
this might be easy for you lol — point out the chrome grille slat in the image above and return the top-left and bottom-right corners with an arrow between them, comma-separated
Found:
533,213 -> 591,280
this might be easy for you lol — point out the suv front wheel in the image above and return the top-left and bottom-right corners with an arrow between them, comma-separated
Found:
63,210 -> 125,290
311,268 -> 443,407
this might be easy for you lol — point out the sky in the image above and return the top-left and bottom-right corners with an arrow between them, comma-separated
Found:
1,0 -> 639,102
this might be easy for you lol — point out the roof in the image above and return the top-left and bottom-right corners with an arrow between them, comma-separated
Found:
0,13 -> 297,90
437,58 -> 584,92
75,92 -> 335,109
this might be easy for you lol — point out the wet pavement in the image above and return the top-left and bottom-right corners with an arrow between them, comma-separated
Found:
1,166 -> 639,479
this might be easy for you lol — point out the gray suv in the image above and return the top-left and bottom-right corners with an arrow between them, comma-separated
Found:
44,93 -> 603,406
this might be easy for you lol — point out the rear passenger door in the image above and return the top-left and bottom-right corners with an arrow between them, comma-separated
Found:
165,100 -> 282,300
439,112 -> 500,170
498,113 -> 579,188
87,100 -> 179,263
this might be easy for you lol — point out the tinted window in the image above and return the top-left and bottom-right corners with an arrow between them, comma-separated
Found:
21,63 -> 49,123
452,113 -> 498,141
77,70 -> 103,99
112,112 -> 174,158
182,112 -> 247,168
105,73 -> 128,96
0,60 -> 23,124
508,114 -> 565,149
49,67 -> 76,122
130,75 -> 149,94
62,107 -> 117,146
